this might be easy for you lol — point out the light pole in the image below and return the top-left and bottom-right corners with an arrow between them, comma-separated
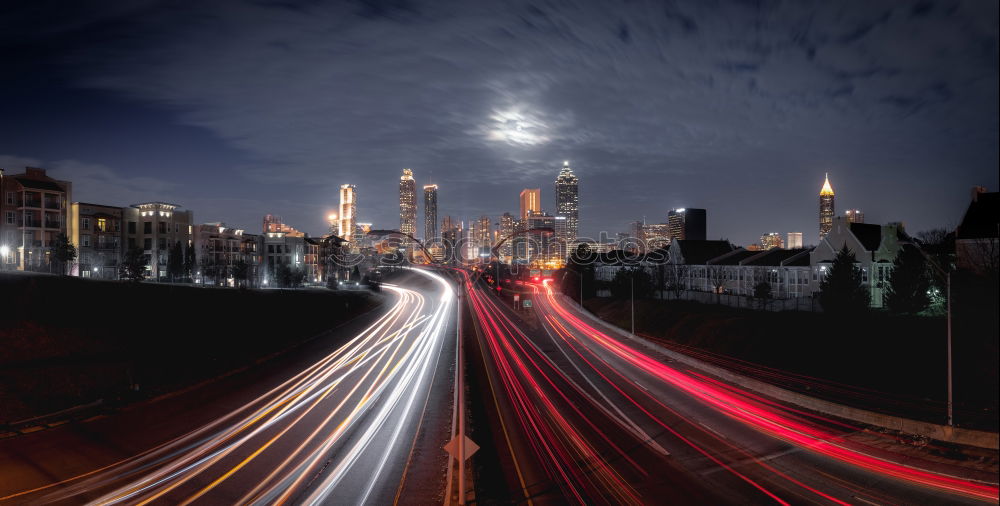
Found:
916,247 -> 953,426
946,271 -> 953,426
630,268 -> 635,335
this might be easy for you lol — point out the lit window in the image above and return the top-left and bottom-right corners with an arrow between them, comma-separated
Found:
96,218 -> 107,232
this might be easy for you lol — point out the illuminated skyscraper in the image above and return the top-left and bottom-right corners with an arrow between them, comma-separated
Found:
554,161 -> 579,244
844,208 -> 864,224
338,184 -> 357,244
819,173 -> 835,239
472,215 -> 492,259
519,188 -> 540,221
499,212 -> 514,262
399,169 -> 416,238
667,208 -> 707,242
787,232 -> 803,249
423,184 -> 438,242
760,232 -> 783,250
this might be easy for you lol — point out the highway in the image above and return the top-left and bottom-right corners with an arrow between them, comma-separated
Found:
464,272 -> 999,505
0,268 -> 456,505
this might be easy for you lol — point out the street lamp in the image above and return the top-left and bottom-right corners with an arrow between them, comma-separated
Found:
0,245 -> 8,271
631,267 -> 635,335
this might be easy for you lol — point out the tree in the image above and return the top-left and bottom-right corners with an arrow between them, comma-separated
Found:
819,244 -> 869,314
664,264 -> 687,300
707,265 -> 728,303
753,280 -> 772,309
119,247 -> 146,282
200,255 -> 216,285
232,259 -> 250,288
48,233 -> 77,275
167,241 -> 184,282
610,267 -> 653,300
884,245 -> 931,315
561,244 -> 596,301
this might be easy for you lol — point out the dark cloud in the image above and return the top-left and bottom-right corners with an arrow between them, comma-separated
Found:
0,0 -> 997,246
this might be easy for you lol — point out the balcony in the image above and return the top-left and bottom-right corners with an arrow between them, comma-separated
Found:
44,200 -> 61,210
44,221 -> 62,230
20,200 -> 41,209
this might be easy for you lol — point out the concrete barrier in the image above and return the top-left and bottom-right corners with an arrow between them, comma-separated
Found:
563,295 -> 999,450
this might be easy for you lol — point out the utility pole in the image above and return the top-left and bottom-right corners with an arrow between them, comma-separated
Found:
947,271 -> 953,426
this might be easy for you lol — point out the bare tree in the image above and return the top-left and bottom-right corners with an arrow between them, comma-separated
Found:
664,264 -> 687,300
707,265 -> 728,304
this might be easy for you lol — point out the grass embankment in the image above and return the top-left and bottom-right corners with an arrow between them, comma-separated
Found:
0,273 -> 380,423
583,295 -> 997,430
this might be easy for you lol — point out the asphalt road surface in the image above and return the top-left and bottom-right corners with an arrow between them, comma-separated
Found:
463,273 -> 998,505
0,268 -> 456,505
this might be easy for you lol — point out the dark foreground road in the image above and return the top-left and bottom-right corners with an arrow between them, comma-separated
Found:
0,268 -> 456,505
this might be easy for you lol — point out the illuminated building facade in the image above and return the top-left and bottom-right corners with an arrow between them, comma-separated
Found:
519,188 -> 540,221
787,232 -> 803,249
69,202 -> 122,279
193,222 -> 252,286
667,208 -> 707,242
0,167 -> 72,271
526,212 -> 558,267
124,202 -> 193,281
819,173 -> 835,239
498,212 -> 514,262
844,208 -> 864,224
399,169 -> 416,239
441,216 -> 460,264
554,161 -> 579,245
760,232 -> 783,250
339,184 -> 357,244
643,223 -> 670,250
423,184 -> 438,243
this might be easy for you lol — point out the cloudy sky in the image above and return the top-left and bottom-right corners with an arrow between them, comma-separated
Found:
1,0 -> 997,245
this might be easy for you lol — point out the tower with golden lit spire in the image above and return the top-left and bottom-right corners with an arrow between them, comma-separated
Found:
819,173 -> 835,239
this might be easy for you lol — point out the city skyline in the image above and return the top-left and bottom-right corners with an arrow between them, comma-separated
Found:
1,2 -> 995,245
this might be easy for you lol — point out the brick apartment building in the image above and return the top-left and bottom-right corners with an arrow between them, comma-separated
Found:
0,167 -> 72,271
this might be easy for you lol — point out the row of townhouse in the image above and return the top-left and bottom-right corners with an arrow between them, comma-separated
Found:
593,216 -> 907,308
1,167 -> 328,285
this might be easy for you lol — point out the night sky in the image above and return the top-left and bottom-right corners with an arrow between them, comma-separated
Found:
1,0 -> 997,245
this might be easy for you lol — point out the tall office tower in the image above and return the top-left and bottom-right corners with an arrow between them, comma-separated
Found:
399,169 -> 416,238
519,188 -> 541,221
441,216 -> 459,264
819,173 -> 835,239
475,215 -> 492,247
667,208 -> 707,242
844,208 -> 864,224
499,212 -> 514,262
339,184 -> 357,243
760,232 -> 784,250
527,212 -> 556,265
554,161 -> 579,244
423,184 -> 438,243
787,232 -> 803,249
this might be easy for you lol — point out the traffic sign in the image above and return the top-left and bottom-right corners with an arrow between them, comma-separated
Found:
444,435 -> 479,461
523,300 -> 532,308
513,294 -> 520,302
